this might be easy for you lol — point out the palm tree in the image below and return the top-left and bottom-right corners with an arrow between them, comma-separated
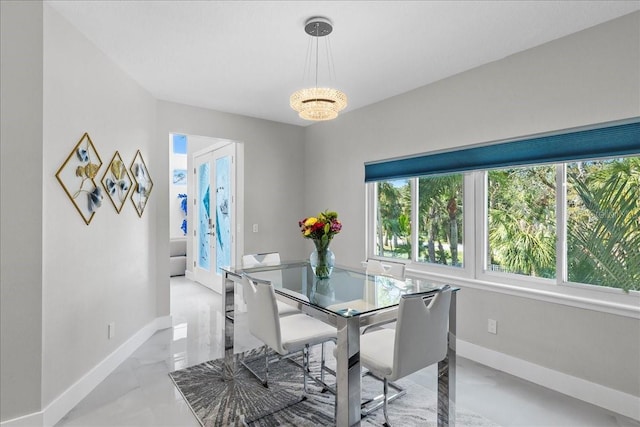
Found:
377,182 -> 395,254
418,175 -> 463,265
488,209 -> 556,276
488,166 -> 556,277
377,181 -> 410,256
567,158 -> 640,292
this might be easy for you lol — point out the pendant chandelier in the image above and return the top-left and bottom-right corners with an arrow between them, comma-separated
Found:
290,17 -> 348,121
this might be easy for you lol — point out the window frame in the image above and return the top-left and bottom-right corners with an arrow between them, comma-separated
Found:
367,172 -> 475,280
366,158 -> 640,317
479,163 -> 560,285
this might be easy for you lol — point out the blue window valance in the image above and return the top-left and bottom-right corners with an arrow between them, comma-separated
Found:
364,119 -> 640,182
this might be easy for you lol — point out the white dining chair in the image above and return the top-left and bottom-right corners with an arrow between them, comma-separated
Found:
241,252 -> 299,316
241,276 -> 337,394
365,259 -> 407,280
242,252 -> 281,267
359,285 -> 452,426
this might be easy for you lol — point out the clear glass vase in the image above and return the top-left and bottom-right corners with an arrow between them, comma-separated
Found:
310,241 -> 335,279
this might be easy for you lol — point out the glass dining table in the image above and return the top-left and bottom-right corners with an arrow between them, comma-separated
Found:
221,261 -> 458,427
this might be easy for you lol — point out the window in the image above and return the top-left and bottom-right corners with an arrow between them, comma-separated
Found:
375,179 -> 411,259
487,165 -> 556,278
566,157 -> 640,291
374,174 -> 464,266
417,174 -> 463,267
366,119 -> 640,293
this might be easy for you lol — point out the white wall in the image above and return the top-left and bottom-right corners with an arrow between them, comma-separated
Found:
0,1 -> 44,421
304,11 -> 640,401
41,3 -> 159,408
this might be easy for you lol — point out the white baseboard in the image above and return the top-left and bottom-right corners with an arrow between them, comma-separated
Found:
457,339 -> 640,422
185,270 -> 195,281
0,412 -> 43,427
0,316 -> 173,427
4,329 -> 635,425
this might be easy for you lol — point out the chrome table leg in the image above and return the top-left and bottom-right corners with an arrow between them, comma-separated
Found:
335,315 -> 361,426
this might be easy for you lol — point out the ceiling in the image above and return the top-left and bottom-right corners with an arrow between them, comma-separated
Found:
47,1 -> 639,127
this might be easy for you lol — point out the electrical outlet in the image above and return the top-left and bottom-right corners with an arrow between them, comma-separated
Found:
108,322 -> 115,339
488,319 -> 497,335
252,224 -> 259,233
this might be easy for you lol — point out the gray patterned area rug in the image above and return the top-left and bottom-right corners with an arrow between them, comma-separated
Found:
169,349 -> 500,427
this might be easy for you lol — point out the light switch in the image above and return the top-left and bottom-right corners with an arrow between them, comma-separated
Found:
488,319 -> 497,335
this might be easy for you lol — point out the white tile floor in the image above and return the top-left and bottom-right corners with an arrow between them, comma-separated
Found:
57,276 -> 639,427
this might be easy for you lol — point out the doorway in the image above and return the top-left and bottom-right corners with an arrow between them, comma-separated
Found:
192,143 -> 235,293
173,134 -> 243,294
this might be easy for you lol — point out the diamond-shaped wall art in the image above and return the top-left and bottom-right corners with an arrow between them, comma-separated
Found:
101,151 -> 133,214
55,132 -> 103,225
130,150 -> 153,218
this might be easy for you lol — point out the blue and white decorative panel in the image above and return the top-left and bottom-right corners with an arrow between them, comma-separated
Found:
215,156 -> 231,274
173,169 -> 187,185
198,162 -> 210,271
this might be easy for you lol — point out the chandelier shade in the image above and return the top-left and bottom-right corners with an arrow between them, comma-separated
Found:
290,87 -> 348,121
290,17 -> 347,121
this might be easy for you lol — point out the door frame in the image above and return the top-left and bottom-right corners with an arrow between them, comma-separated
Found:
184,136 -> 244,293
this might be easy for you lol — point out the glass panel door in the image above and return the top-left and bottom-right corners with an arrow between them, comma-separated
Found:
193,144 -> 235,293
215,155 -> 231,274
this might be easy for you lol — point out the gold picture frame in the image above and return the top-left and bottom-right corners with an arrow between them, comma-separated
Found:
130,150 -> 153,218
55,132 -> 103,225
101,151 -> 133,213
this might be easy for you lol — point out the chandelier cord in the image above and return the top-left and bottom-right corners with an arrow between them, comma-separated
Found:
303,35 -> 313,87
326,35 -> 336,84
314,23 -> 319,94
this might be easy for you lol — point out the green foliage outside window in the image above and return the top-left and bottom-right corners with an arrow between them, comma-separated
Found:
418,175 -> 463,266
566,158 -> 640,292
374,156 -> 639,293
376,179 -> 411,259
376,174 -> 463,267
487,158 -> 639,292
488,165 -> 557,278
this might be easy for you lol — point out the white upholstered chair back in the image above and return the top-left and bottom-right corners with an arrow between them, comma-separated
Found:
242,277 -> 285,355
365,259 -> 407,280
242,252 -> 284,286
241,252 -> 301,316
390,287 -> 451,381
242,252 -> 281,268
